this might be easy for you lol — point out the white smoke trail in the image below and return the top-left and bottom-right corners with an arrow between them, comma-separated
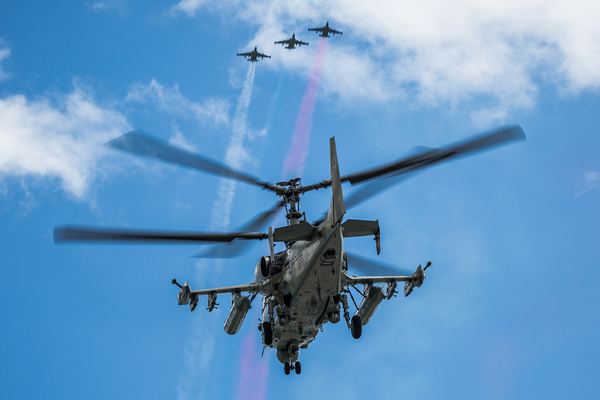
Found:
211,63 -> 256,230
177,63 -> 256,400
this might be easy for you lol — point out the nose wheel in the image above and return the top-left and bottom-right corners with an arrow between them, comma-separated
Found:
283,361 -> 301,375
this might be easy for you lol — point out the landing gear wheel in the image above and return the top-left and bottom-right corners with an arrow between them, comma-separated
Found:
295,361 -> 301,375
351,315 -> 362,339
284,362 -> 291,375
262,321 -> 273,345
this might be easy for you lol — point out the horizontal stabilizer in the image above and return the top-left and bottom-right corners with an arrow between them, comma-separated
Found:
342,219 -> 380,254
273,222 -> 316,242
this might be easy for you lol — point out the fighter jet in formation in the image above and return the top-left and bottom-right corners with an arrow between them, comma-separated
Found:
237,47 -> 271,62
308,22 -> 343,38
275,33 -> 309,50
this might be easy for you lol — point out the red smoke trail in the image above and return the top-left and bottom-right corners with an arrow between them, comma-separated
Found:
236,332 -> 268,400
282,38 -> 328,178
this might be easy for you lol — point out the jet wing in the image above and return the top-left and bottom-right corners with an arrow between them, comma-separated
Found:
297,40 -> 309,46
190,277 -> 278,296
275,39 -> 290,45
330,29 -> 343,35
308,27 -> 323,32
257,52 -> 271,59
237,52 -> 251,57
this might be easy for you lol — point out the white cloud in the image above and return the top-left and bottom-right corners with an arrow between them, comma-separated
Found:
0,40 -> 10,81
0,82 -> 130,198
127,79 -> 230,127
169,0 -> 600,121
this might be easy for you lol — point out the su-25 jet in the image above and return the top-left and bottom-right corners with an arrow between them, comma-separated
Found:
308,21 -> 343,37
237,46 -> 271,62
54,124 -> 526,375
275,33 -> 309,50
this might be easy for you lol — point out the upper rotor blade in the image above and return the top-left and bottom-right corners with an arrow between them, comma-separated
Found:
54,226 -> 267,244
346,252 -> 412,276
343,125 -> 526,185
193,201 -> 284,258
108,130 -> 279,193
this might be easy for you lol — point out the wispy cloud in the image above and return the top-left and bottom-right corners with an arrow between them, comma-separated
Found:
170,0 -> 209,17
85,0 -> 128,16
127,79 -> 230,127
168,0 -> 600,122
575,171 -> 599,198
0,81 -> 130,198
0,39 -> 11,81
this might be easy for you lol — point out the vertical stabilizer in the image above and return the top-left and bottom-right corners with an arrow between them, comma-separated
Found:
329,137 -> 345,224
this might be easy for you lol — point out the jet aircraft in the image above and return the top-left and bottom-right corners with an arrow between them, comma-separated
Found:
308,22 -> 343,38
54,125 -> 526,375
237,46 -> 271,62
275,33 -> 309,49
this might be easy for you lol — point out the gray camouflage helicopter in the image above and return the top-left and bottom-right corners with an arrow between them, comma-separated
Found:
54,125 -> 525,375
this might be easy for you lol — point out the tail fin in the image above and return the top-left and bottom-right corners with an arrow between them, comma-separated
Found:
329,137 -> 345,224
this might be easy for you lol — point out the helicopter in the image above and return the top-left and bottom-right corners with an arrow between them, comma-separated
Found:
54,125 -> 526,375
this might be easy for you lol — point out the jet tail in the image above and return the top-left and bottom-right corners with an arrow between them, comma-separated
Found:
328,137 -> 345,224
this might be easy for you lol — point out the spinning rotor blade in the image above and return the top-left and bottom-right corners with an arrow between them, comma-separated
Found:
54,226 -> 267,244
108,130 -> 280,193
314,126 -> 525,224
193,201 -> 284,258
343,125 -> 525,185
346,252 -> 413,277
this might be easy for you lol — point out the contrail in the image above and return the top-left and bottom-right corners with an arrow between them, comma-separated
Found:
177,62 -> 257,400
282,38 -> 328,179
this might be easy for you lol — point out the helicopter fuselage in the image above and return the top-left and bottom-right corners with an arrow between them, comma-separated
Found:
258,221 -> 345,363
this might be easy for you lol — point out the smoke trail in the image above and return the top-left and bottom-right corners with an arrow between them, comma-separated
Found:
237,323 -> 269,400
211,63 -> 256,230
177,62 -> 257,400
282,38 -> 328,179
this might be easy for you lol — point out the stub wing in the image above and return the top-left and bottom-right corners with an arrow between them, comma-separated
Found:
190,277 -> 278,296
342,273 -> 413,286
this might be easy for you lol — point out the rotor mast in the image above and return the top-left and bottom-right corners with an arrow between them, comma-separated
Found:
277,178 -> 303,225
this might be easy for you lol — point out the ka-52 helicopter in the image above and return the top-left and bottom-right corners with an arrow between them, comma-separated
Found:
54,125 -> 526,375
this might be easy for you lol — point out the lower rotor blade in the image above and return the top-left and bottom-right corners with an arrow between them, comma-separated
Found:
346,252 -> 412,276
193,201 -> 284,258
54,226 -> 267,244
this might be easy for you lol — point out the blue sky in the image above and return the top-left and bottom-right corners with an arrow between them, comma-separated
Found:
1,1 -> 599,399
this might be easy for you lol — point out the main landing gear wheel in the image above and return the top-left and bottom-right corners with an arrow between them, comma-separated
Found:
351,315 -> 362,339
295,361 -> 301,375
284,362 -> 291,375
262,321 -> 273,345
